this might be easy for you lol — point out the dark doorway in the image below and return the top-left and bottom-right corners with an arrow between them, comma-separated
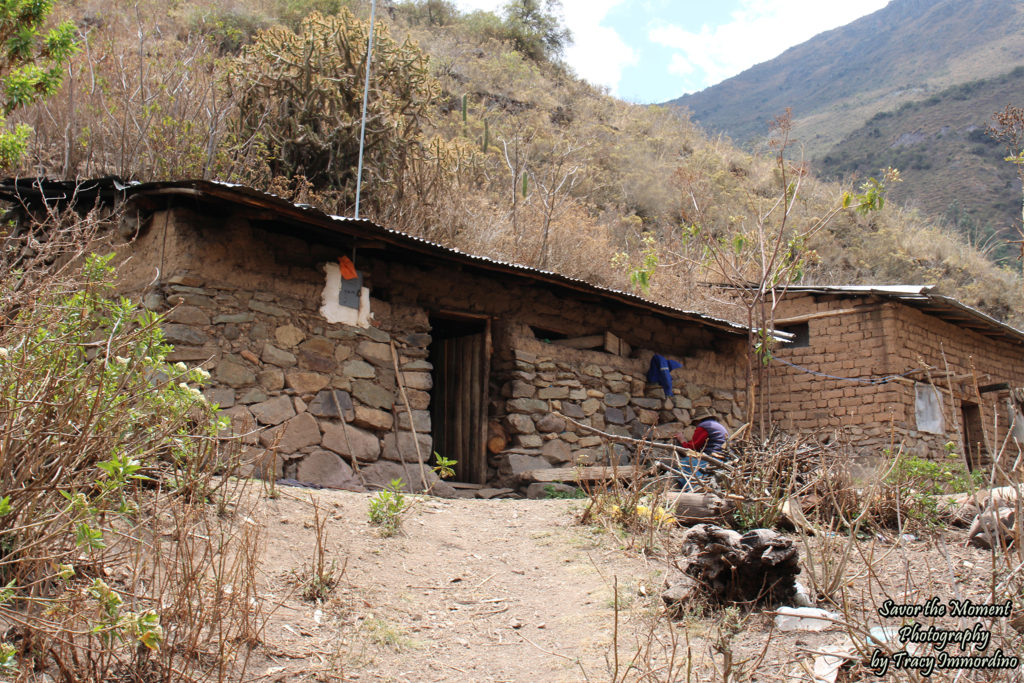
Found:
961,402 -> 987,470
429,314 -> 491,484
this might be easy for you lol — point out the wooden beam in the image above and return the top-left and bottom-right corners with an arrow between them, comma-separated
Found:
979,382 -> 1010,394
773,305 -> 880,326
519,466 -> 649,484
550,334 -> 604,349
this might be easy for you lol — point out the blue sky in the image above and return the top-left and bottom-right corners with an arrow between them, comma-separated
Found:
453,0 -> 890,103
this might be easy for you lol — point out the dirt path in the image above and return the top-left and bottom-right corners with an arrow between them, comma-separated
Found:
249,487 -> 670,682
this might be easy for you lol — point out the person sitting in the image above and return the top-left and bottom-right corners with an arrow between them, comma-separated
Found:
673,407 -> 729,489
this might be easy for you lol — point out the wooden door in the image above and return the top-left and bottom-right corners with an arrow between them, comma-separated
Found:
962,402 -> 986,470
430,317 -> 490,484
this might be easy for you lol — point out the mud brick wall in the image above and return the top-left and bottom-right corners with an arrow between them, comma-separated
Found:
113,205 -> 749,490
770,293 -> 1024,464
488,326 -> 744,485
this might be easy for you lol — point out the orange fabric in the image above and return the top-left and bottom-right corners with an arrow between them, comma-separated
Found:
338,256 -> 358,280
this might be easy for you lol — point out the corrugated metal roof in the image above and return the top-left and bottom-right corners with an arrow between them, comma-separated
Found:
782,284 -> 1024,346
0,177 -> 748,337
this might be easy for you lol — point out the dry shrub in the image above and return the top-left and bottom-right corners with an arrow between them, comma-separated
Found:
0,209 -> 266,681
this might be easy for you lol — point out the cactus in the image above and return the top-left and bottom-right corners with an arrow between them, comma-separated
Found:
482,119 -> 489,153
461,93 -> 467,123
522,170 -> 528,198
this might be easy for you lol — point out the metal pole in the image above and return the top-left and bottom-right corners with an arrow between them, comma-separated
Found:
354,0 -> 377,219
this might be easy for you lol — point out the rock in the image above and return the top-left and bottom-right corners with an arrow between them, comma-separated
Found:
216,359 -> 256,388
509,380 -> 535,398
352,405 -> 394,431
397,409 -> 431,432
526,482 -> 577,499
239,387 -> 269,405
142,291 -> 164,311
604,393 -> 629,407
258,368 -> 285,391
636,408 -> 659,425
296,450 -> 365,491
357,340 -> 392,366
561,403 -> 585,419
502,453 -> 551,477
604,407 -> 625,425
274,324 -> 305,348
334,345 -> 353,363
654,422 -> 685,439
581,398 -> 601,416
297,337 -> 336,373
221,406 -> 260,445
214,312 -> 255,324
405,388 -> 431,410
285,371 -> 330,395
381,431 -> 433,462
505,414 -> 536,434
362,326 -> 391,343
401,372 -> 432,391
241,446 -> 283,480
517,434 -> 544,448
162,324 -> 210,346
249,299 -> 288,317
661,579 -> 694,609
402,359 -> 432,371
358,460 -> 454,497
204,387 -> 235,409
507,398 -> 547,414
535,414 -> 566,433
308,389 -> 355,421
352,380 -> 395,410
259,413 -> 321,453
477,487 -> 517,499
321,422 -> 380,462
631,397 -> 662,410
541,439 -> 572,464
167,305 -> 211,326
537,386 -> 569,400
342,359 -> 376,379
582,364 -> 603,378
250,395 -> 296,426
261,344 -> 297,368
673,395 -> 693,410
968,507 -> 1016,549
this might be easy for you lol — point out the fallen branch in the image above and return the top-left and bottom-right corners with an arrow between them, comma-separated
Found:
552,411 -> 734,471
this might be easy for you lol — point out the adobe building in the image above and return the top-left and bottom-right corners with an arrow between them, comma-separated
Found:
0,178 -> 749,496
768,285 -> 1024,469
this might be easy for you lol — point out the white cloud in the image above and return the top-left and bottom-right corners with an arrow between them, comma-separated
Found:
650,0 -> 889,93
452,0 -> 637,95
561,0 -> 637,94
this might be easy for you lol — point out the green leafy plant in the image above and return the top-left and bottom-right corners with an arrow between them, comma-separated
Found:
432,452 -> 457,479
883,444 -> 983,530
543,483 -> 586,499
368,478 -> 410,536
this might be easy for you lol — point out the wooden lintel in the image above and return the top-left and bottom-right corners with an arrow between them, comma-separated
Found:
551,334 -> 604,349
979,382 -> 1010,394
773,305 -> 880,326
435,309 -> 491,320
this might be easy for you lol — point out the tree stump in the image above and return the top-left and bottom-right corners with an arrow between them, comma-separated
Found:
681,524 -> 800,606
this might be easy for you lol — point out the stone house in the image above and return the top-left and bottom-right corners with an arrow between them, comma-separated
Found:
1,178 -> 750,495
768,285 -> 1024,468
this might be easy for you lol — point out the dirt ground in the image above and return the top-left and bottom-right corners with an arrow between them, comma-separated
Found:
239,484 -> 1024,683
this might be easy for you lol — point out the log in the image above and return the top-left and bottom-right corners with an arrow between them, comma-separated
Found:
603,331 -> 630,356
519,465 -> 650,484
487,421 -> 508,454
666,491 -> 734,521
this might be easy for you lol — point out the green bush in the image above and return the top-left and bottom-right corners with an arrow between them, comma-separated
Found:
0,250 -> 261,679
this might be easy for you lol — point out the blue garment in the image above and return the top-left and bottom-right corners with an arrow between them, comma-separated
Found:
647,354 -> 682,397
699,418 -> 729,454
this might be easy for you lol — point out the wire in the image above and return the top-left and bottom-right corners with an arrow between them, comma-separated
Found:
772,356 -> 918,385
354,0 -> 377,220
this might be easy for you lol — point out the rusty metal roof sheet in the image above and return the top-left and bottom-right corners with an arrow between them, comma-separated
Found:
0,177 -> 748,337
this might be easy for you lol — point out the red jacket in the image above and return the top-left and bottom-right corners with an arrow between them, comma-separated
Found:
676,426 -> 709,451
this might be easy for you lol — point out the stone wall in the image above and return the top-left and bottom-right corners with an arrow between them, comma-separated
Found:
115,205 -> 750,493
489,325 -> 745,485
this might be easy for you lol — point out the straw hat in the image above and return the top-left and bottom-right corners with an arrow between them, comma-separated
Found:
691,407 -> 717,422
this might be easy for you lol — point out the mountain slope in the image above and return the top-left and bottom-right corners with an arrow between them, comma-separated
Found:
668,0 -> 1024,156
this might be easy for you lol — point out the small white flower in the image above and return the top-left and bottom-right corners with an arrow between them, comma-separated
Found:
173,362 -> 188,373
0,347 -> 7,360
195,368 -> 211,380
178,382 -> 190,391
114,356 -> 129,365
